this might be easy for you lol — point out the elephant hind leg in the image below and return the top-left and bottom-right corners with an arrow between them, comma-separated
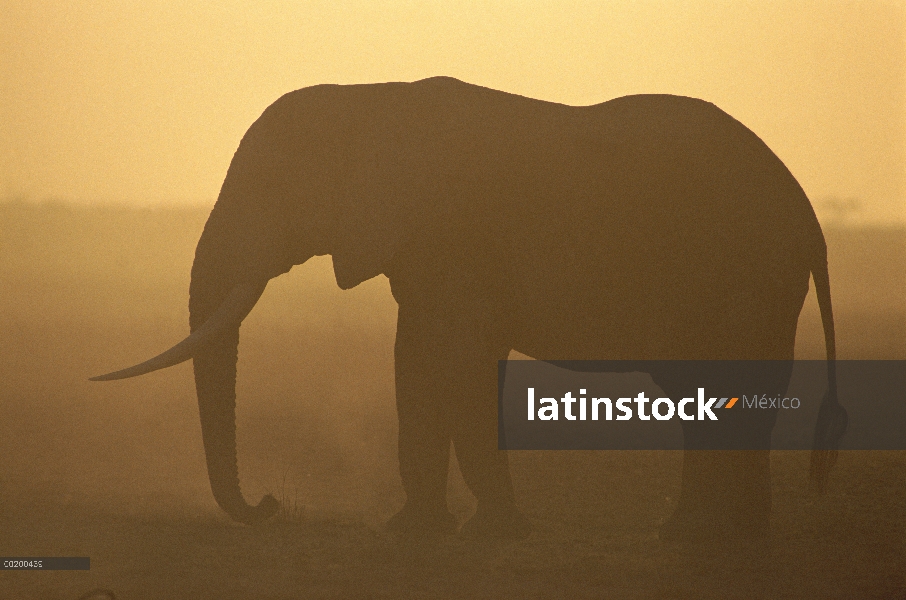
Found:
655,361 -> 792,543
660,449 -> 772,543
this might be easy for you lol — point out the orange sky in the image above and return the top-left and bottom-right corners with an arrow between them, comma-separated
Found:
2,1 -> 904,224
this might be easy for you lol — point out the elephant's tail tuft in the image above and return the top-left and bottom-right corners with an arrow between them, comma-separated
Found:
808,240 -> 848,494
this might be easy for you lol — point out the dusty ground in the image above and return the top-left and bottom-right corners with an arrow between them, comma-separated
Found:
0,203 -> 904,599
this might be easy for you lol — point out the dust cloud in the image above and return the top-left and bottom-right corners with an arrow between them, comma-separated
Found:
1,202 -> 904,598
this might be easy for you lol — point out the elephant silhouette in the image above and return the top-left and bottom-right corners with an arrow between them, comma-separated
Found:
93,77 -> 843,541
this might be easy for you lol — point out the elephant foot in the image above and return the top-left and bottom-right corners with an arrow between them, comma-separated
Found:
658,508 -> 769,545
460,502 -> 531,541
384,503 -> 457,537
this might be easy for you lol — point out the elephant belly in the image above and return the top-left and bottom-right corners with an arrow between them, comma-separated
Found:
507,250 -> 810,362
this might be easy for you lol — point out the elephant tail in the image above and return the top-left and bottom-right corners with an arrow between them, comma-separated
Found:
808,241 -> 848,494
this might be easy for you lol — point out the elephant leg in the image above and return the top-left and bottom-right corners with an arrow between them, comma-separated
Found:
662,449 -> 772,542
386,303 -> 457,535
387,297 -> 527,538
656,361 -> 790,543
449,347 -> 531,539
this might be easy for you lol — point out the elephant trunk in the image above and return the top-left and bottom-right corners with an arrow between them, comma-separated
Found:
188,212 -> 280,525
192,326 -> 278,524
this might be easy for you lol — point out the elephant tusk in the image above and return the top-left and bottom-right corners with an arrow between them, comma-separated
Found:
89,282 -> 266,381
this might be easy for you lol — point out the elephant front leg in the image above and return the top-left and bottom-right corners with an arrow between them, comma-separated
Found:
387,300 -> 528,539
385,305 -> 456,535
449,349 -> 530,540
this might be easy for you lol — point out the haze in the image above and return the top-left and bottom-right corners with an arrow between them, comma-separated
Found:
2,3 -> 906,597
2,0 -> 904,223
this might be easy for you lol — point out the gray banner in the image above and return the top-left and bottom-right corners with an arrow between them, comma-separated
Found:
498,360 -> 905,450
1,557 -> 90,570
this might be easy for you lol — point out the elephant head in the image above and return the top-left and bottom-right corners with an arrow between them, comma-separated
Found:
91,81 -> 436,524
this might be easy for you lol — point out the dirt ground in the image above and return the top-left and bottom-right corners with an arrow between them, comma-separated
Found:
1,203 -> 903,599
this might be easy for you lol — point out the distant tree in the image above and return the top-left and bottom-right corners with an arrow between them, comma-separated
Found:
817,196 -> 861,225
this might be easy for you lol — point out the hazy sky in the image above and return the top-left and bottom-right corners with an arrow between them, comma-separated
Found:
2,1 -> 904,223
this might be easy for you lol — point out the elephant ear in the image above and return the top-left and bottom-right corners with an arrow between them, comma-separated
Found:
330,193 -> 403,290
329,126 -> 414,290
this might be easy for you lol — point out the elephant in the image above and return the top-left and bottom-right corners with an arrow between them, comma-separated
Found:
92,76 -> 843,541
